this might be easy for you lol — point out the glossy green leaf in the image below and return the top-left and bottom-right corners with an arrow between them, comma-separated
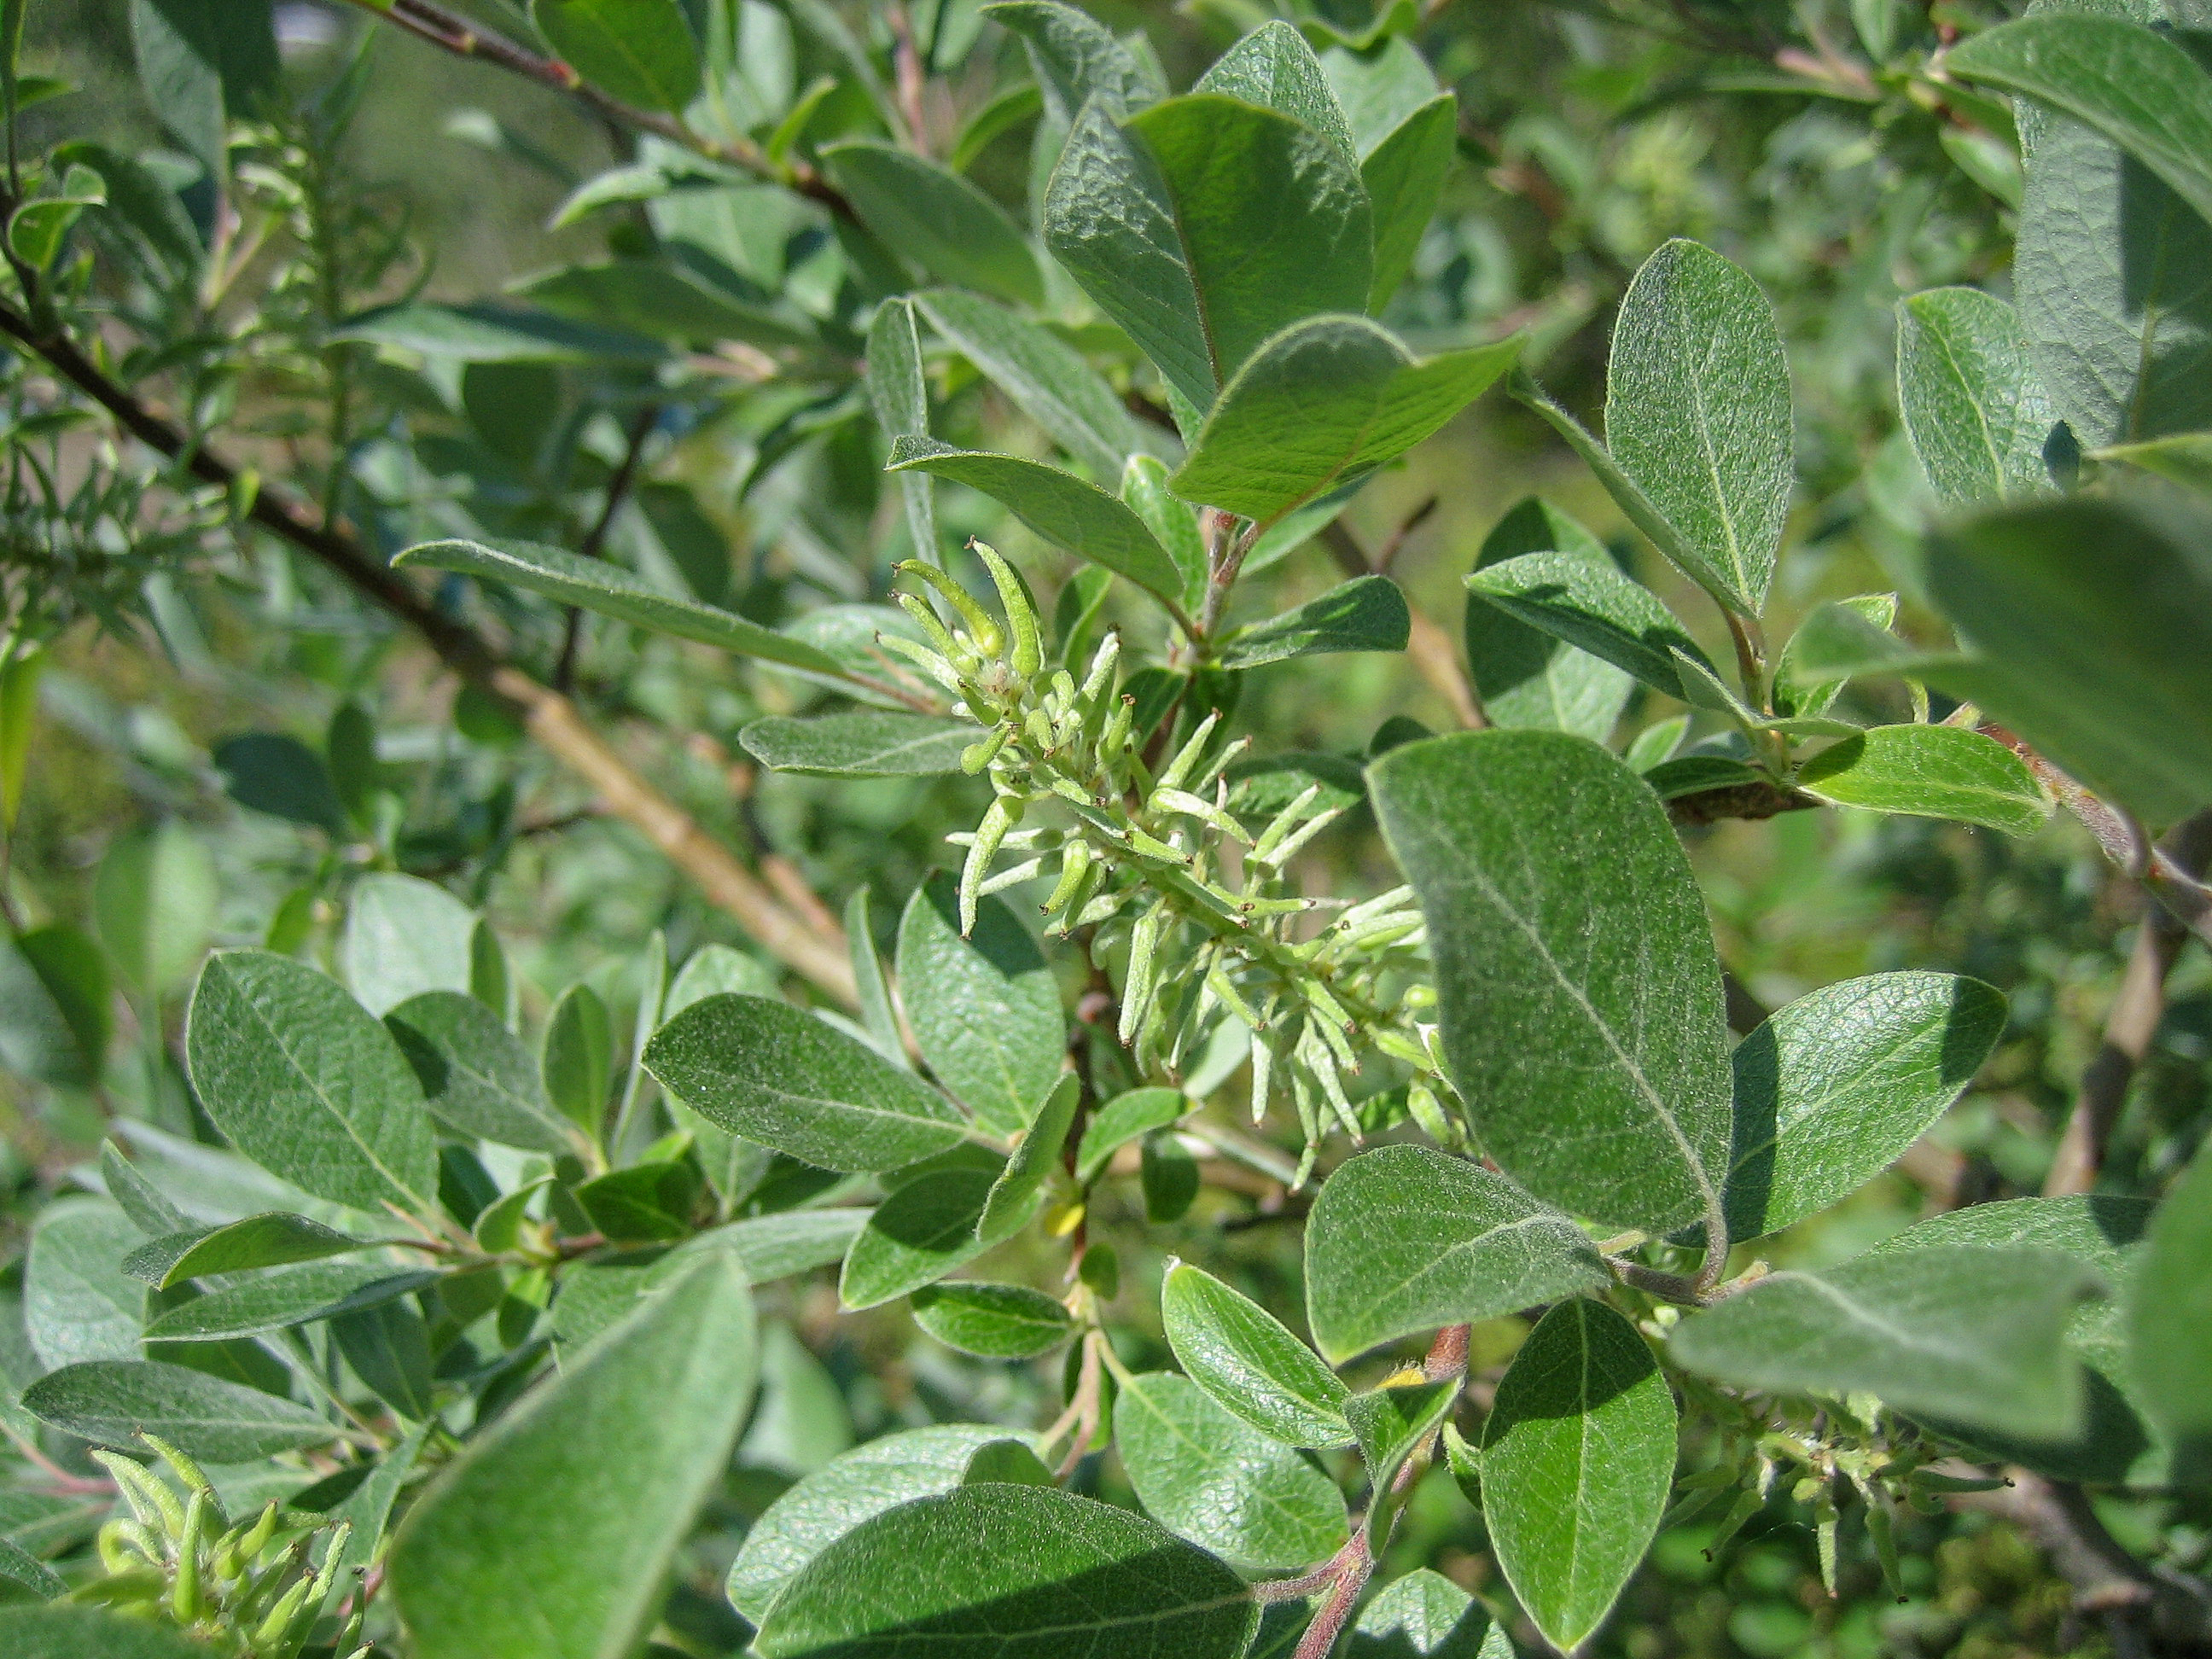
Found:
1481,1299 -> 1674,1655
540,981 -> 614,1137
1464,498 -> 1634,740
25,1201 -> 143,1370
1464,548 -> 1716,704
754,1482 -> 1255,1657
727,1423 -> 1033,1622
1794,725 -> 2049,835
1304,1144 -> 1610,1363
1895,288 -> 2058,506
574,1160 -> 703,1243
386,991 -> 575,1154
1075,1086 -> 1185,1183
1363,96 -> 1457,311
338,873 -> 477,1016
22,1359 -> 334,1460
92,820 -> 214,998
2129,1137 -> 2212,1443
1919,495 -> 2212,827
143,1263 -> 436,1341
391,1255 -> 756,1659
917,288 -> 1138,480
1161,1260 -> 1351,1447
911,1281 -> 1074,1358
393,538 -> 848,676
184,950 -> 439,1218
1222,574 -> 1411,669
888,438 -> 1188,611
647,993 -> 967,1173
529,0 -> 700,113
898,875 -> 1065,1137
136,1211 -> 374,1287
1172,317 -> 1519,528
1603,239 -> 1791,614
1726,972 -> 2006,1241
1113,1369 -> 1348,1572
1370,732 -> 1732,1236
840,1168 -> 996,1309
1949,15 -> 2212,231
824,143 -> 1045,308
739,713 -> 973,778
1670,1245 -> 2094,1439
1348,1568 -> 1502,1659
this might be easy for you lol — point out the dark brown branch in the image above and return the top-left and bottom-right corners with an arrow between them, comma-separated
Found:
554,401 -> 660,692
0,302 -> 859,1004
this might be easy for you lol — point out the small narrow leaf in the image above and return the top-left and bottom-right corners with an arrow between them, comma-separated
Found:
1464,549 -> 1717,704
385,991 -> 576,1155
897,875 -> 1065,1138
1362,95 -> 1457,311
1161,1260 -> 1352,1447
22,1359 -> 336,1461
143,1211 -> 375,1287
1221,575 -> 1411,669
1304,1145 -> 1610,1364
979,1072 -> 1080,1244
1794,725 -> 2051,835
868,297 -> 937,561
752,1483 -> 1256,1658
1481,1300 -> 1675,1656
911,1282 -> 1074,1359
1369,733 -> 1733,1237
644,994 -> 969,1173
142,1264 -> 438,1341
1670,1245 -> 2094,1440
1112,1370 -> 1348,1572
917,288 -> 1139,480
824,142 -> 1045,308
739,713 -> 973,778
1463,498 -> 1634,740
1075,1086 -> 1185,1184
540,981 -> 614,1137
840,1168 -> 996,1310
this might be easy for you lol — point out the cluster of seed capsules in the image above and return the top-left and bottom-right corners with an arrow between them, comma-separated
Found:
84,1432 -> 368,1656
881,543 -> 1463,1181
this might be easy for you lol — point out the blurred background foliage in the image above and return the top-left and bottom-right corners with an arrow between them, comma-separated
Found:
3,0 -> 2206,1654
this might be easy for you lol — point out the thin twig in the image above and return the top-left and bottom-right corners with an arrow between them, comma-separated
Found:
2045,909 -> 2187,1196
1318,519 -> 1485,730
555,402 -> 661,692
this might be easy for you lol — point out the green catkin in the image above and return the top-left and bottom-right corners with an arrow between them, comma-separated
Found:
895,559 -> 1002,655
172,1488 -> 206,1624
1155,710 -> 1219,792
1042,838 -> 1091,918
971,541 -> 1041,677
1118,905 -> 1167,1045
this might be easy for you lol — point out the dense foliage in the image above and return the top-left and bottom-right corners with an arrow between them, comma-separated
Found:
2,1 -> 2210,1656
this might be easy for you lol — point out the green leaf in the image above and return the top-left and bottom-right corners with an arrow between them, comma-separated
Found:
134,1211 -> 374,1287
739,713 -> 973,778
0,925 -> 108,1088
1773,592 -> 1895,720
987,0 -> 1162,125
1369,732 -> 1733,1237
1793,725 -> 2050,835
682,1208 -> 871,1284
102,1140 -> 189,1237
514,262 -> 821,353
1604,239 -> 1792,615
1464,548 -> 1717,705
868,297 -> 937,561
645,993 -> 968,1173
1171,316 -> 1519,528
1348,1568 -> 1500,1659
845,885 -> 906,1068
1669,1245 -> 2094,1439
1121,454 -> 1211,614
1075,1086 -> 1185,1183
1948,15 -> 2212,232
727,1423 -> 1036,1621
1304,1145 -> 1610,1364
911,1281 -> 1074,1358
982,1098 -> 1075,1241
824,143 -> 1045,308
335,300 -> 667,365
887,438 -> 1189,612
390,1255 -> 757,1659
1161,1260 -> 1351,1447
1344,1377 -> 1458,1495
898,875 -> 1066,1137
1481,1299 -> 1675,1656
1221,574 -> 1411,669
540,981 -> 614,1137
127,0 -> 277,175
1463,498 -> 1634,741
211,732 -> 346,835
142,1264 -> 437,1341
25,1201 -> 143,1369
1362,96 -> 1458,311
92,821 -> 214,999
2011,94 -> 2212,445
2129,1137 -> 2212,1444
184,951 -> 439,1218
840,1168 -> 997,1309
392,538 -> 849,677
1919,494 -> 2212,827
1895,288 -> 2059,507
22,1359 -> 334,1460
574,1161 -> 704,1243
385,991 -> 577,1155
1725,972 -> 2007,1241
0,1603 -> 225,1656
1112,1369 -> 1348,1571
338,873 -> 475,1017
1197,20 -> 1356,156
0,1532 -> 63,1599
752,1481 -> 1257,1658
916,288 -> 1139,480
529,0 -> 700,114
